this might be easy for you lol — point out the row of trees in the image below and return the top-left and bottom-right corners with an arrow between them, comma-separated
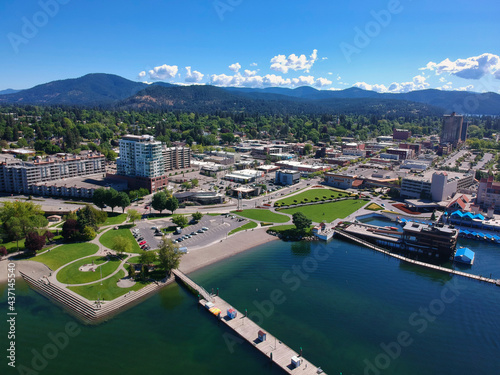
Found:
93,188 -> 130,213
152,191 -> 179,214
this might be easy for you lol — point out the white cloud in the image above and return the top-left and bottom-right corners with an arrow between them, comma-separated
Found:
243,69 -> 257,77
148,64 -> 179,81
185,66 -> 204,83
439,77 -> 447,83
291,75 -> 315,87
138,71 -> 146,79
270,49 -> 318,74
354,82 -> 388,93
455,85 -> 474,91
228,63 -> 241,72
327,72 -> 333,75
322,57 -> 328,60
420,53 -> 500,80
354,75 -> 430,93
208,72 -> 332,89
314,77 -> 333,88
250,62 -> 258,67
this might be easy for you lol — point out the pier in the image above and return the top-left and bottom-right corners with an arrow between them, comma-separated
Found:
335,229 -> 500,286
173,270 -> 326,374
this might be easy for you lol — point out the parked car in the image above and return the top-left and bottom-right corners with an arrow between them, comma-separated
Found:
151,226 -> 157,230
141,244 -> 148,249
197,229 -> 204,233
137,237 -> 144,242
202,227 -> 208,231
139,241 -> 147,245
190,232 -> 197,236
154,232 -> 163,236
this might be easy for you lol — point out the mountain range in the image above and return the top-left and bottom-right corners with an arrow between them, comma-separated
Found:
1,73 -> 499,115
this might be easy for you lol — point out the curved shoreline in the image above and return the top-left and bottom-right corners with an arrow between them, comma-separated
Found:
0,228 -> 280,323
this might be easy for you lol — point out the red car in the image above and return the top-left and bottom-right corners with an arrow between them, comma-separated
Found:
139,241 -> 147,245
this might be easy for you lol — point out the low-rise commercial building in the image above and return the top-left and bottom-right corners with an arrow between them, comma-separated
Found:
401,171 -> 474,201
275,170 -> 300,185
324,172 -> 362,189
476,176 -> 500,213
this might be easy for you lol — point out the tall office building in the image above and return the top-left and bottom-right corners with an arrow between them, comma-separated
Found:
441,112 -> 464,146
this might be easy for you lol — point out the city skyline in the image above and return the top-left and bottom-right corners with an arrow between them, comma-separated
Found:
1,0 -> 499,94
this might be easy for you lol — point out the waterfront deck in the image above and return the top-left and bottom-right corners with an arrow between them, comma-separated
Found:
173,270 -> 326,374
336,229 -> 500,286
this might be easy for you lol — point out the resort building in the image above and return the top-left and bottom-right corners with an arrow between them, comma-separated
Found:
0,152 -> 105,197
324,172 -> 362,189
115,135 -> 191,192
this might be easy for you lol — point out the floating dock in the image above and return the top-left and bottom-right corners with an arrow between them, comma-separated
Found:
173,270 -> 326,374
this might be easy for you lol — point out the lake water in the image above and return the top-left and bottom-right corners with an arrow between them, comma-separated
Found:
1,235 -> 500,375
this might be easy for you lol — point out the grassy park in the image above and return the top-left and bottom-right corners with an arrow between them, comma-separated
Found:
32,243 -> 99,270
281,199 -> 367,222
99,225 -> 142,253
68,270 -> 148,301
232,209 -> 289,223
56,256 -> 122,284
275,188 -> 348,206
228,221 -> 258,236
103,213 -> 128,226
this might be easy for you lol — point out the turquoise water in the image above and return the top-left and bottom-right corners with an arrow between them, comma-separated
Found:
2,236 -> 500,375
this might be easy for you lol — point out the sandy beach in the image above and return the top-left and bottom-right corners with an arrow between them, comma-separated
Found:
179,227 -> 279,274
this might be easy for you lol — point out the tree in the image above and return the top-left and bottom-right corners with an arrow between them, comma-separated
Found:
112,235 -> 132,257
303,143 -> 313,155
116,192 -> 130,213
62,219 -> 79,241
80,226 -> 96,241
172,215 -> 188,228
191,178 -> 199,188
105,188 -> 119,212
192,212 -> 203,222
127,209 -> 141,224
92,188 -> 108,210
292,212 -> 312,232
0,246 -> 7,259
165,196 -> 179,214
25,231 -> 46,255
44,230 -> 55,243
139,250 -> 157,266
0,201 -> 48,251
127,263 -> 136,278
152,191 -> 168,214
77,205 -> 98,231
158,238 -> 183,277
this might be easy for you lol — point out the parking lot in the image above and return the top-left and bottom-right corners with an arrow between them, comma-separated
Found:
131,214 -> 249,251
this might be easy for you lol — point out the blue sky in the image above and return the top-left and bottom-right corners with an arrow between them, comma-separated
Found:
1,0 -> 499,93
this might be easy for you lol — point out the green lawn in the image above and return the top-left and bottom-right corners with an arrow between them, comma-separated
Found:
147,213 -> 172,220
128,254 -> 160,266
99,226 -> 142,253
232,209 -> 289,223
275,188 -> 347,206
228,221 -> 258,236
103,212 -> 128,226
56,256 -> 122,284
281,199 -> 367,222
68,270 -> 149,301
32,243 -> 99,270
266,224 -> 295,232
2,239 -> 26,253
